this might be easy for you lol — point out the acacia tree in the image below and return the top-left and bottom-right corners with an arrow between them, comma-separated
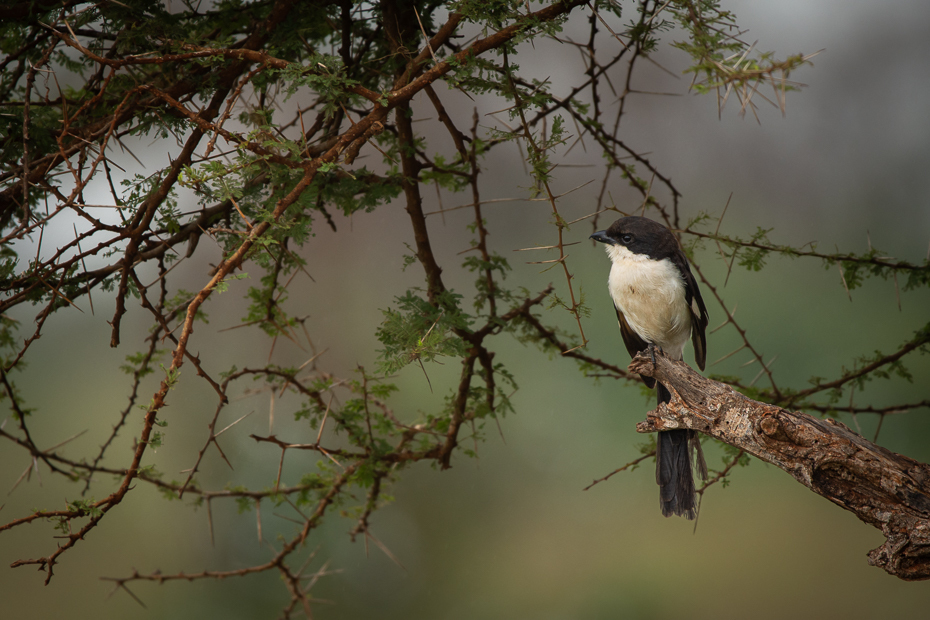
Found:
1,0 -> 928,615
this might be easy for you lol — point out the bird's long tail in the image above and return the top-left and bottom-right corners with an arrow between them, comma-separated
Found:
655,382 -> 708,520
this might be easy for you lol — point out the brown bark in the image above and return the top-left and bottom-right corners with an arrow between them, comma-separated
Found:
630,351 -> 930,581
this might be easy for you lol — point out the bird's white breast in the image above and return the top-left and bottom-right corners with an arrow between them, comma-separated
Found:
605,244 -> 692,359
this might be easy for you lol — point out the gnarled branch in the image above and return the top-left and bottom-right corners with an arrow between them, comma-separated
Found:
631,350 -> 930,581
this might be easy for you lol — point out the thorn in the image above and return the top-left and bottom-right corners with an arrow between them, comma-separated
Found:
715,193 -> 732,235
215,410 -> 254,437
710,304 -> 736,334
710,344 -> 746,366
836,260 -> 852,301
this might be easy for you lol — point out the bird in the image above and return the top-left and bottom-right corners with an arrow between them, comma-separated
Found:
590,216 -> 709,519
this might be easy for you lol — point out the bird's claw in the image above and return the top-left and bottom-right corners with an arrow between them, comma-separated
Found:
647,342 -> 664,368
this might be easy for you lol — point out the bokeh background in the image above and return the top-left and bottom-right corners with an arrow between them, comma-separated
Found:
3,1 -> 930,618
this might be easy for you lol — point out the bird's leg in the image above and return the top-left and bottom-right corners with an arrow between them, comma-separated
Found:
646,342 -> 664,367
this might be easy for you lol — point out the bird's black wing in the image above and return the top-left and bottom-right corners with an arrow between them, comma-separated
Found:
672,253 -> 709,371
614,304 -> 655,388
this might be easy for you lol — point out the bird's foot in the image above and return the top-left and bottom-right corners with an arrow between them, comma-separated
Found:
647,342 -> 664,368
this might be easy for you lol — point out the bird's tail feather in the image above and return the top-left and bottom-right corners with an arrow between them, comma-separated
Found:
655,382 -> 706,520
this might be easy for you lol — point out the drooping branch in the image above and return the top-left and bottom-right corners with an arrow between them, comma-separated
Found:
631,350 -> 930,581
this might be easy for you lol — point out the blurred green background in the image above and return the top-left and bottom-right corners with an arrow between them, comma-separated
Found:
3,1 -> 930,618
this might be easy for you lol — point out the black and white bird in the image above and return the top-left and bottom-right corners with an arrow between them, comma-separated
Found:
591,216 -> 709,519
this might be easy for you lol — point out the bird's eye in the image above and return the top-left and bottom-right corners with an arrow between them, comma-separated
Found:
621,233 -> 634,244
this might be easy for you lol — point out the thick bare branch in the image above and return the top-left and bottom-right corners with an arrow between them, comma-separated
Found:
632,350 -> 930,581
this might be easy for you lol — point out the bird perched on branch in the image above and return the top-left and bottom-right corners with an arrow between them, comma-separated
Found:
591,216 -> 709,519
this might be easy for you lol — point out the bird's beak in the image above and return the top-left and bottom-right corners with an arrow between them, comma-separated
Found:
590,231 -> 614,245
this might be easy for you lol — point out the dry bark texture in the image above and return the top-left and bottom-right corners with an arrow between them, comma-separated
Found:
630,351 -> 930,581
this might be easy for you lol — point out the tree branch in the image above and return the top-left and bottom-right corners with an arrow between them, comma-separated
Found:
631,350 -> 930,581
